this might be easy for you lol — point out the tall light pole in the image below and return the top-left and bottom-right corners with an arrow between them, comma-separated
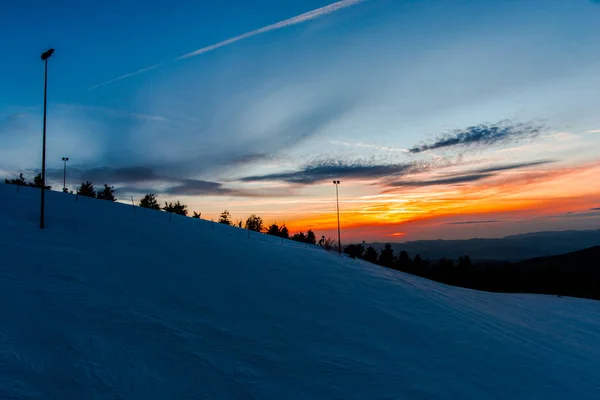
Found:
333,180 -> 341,255
62,157 -> 69,192
40,48 -> 55,229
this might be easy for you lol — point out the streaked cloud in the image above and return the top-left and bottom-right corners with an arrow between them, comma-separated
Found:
474,160 -> 555,173
409,121 -> 543,154
445,220 -> 500,225
388,173 -> 494,187
240,160 -> 432,184
90,0 -> 368,89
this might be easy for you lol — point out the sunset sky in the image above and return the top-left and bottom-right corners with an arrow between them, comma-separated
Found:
1,0 -> 599,242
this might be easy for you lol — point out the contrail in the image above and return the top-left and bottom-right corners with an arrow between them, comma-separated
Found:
90,0 -> 368,89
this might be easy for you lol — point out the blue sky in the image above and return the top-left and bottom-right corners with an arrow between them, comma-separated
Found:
1,0 -> 600,240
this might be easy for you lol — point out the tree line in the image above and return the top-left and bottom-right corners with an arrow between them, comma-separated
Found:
5,173 -> 333,246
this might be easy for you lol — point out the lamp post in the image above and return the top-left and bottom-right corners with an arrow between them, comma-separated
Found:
333,180 -> 341,255
40,48 -> 55,229
62,157 -> 69,192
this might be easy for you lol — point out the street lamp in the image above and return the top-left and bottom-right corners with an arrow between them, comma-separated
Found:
62,157 -> 69,192
333,180 -> 341,255
40,48 -> 55,229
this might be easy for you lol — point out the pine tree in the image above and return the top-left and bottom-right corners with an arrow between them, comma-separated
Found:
378,243 -> 395,268
291,232 -> 307,243
244,214 -> 263,231
306,230 -> 317,245
5,173 -> 27,186
172,201 -> 188,216
218,210 -> 232,225
364,246 -> 379,263
77,181 -> 96,198
279,225 -> 289,239
163,201 -> 188,216
139,193 -> 161,210
96,184 -> 117,201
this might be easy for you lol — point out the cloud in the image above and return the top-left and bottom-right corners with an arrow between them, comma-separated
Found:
474,160 -> 555,173
90,0 -> 368,89
590,207 -> 600,211
409,121 -> 543,153
587,129 -> 600,133
46,166 -> 294,198
240,161 -> 430,184
54,104 -> 168,122
445,220 -> 500,225
387,173 -> 494,187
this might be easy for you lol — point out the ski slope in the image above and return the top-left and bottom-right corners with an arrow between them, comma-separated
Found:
1,183 -> 599,399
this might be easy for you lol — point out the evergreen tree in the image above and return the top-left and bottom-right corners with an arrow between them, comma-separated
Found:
218,210 -> 232,225
244,214 -> 263,232
163,201 -> 188,216
77,181 -> 96,198
32,173 -> 44,188
378,243 -> 395,268
364,246 -> 378,263
306,230 -> 317,245
5,173 -> 27,186
344,243 -> 365,259
265,223 -> 281,236
279,225 -> 289,239
396,250 -> 411,271
96,184 -> 117,201
139,193 -> 161,210
291,232 -> 307,243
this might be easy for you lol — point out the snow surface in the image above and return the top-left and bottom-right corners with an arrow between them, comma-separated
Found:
1,183 -> 600,399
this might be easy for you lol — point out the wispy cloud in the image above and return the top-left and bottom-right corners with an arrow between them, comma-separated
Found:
90,0 -> 368,89
591,207 -> 600,211
587,129 -> 600,133
89,64 -> 164,90
474,160 -> 555,173
240,160 -> 432,184
409,121 -> 543,153
388,173 -> 494,187
54,103 -> 168,122
445,220 -> 500,225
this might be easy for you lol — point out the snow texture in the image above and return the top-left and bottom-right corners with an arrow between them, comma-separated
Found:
1,184 -> 600,399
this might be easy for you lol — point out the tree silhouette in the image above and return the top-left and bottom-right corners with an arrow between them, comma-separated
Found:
192,211 -> 201,219
265,223 -> 289,238
291,232 -> 307,243
364,246 -> 378,263
139,193 -> 160,210
378,243 -> 395,268
280,225 -> 289,239
77,181 -> 96,198
31,173 -> 51,189
4,173 -> 27,186
96,184 -> 117,201
306,230 -> 317,245
218,210 -> 232,225
163,201 -> 188,216
344,243 -> 365,259
245,214 -> 263,231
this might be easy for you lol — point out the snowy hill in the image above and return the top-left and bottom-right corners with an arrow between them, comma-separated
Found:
1,183 -> 600,399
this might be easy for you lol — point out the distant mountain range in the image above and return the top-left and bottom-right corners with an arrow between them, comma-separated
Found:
367,229 -> 600,262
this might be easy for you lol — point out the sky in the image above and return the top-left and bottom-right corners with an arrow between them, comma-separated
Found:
1,0 -> 600,242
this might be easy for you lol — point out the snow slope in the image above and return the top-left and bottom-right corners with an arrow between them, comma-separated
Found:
1,184 -> 600,399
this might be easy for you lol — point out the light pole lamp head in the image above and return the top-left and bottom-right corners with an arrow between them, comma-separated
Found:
333,180 -> 340,184
41,48 -> 55,60
62,157 -> 69,161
